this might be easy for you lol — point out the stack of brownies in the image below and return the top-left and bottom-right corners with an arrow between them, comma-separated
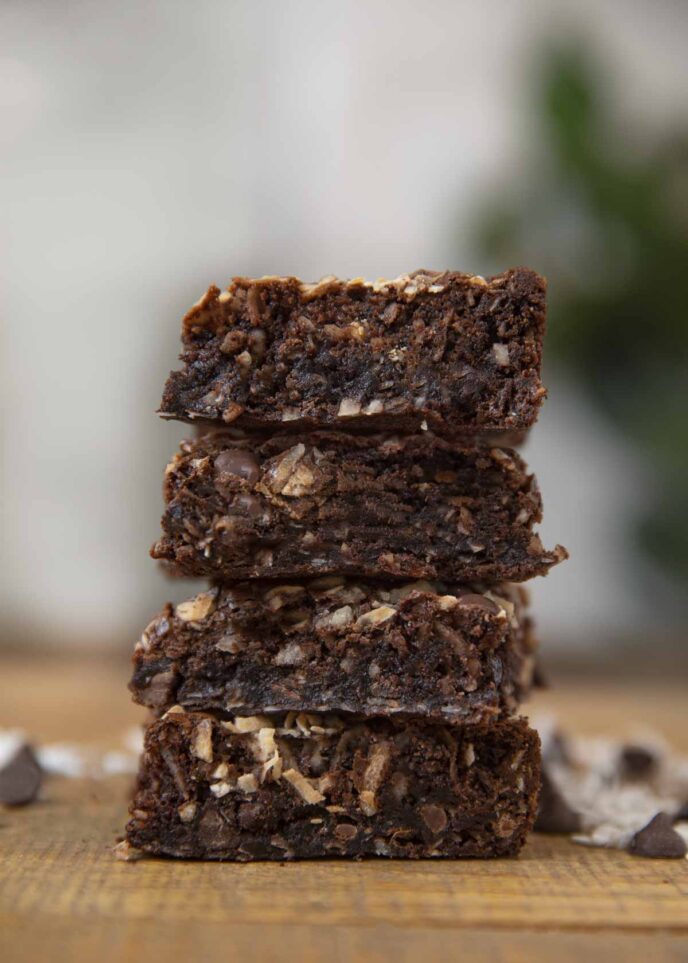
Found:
126,267 -> 566,860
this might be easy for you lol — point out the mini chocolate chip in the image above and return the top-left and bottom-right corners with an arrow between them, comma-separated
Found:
532,662 -> 548,688
674,802 -> 688,822
628,812 -> 687,859
535,771 -> 582,834
455,593 -> 499,615
214,449 -> 260,484
619,745 -> 658,781
0,745 -> 42,806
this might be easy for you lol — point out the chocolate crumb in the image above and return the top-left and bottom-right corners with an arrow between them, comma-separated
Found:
628,812 -> 687,859
0,744 -> 43,806
535,770 -> 582,834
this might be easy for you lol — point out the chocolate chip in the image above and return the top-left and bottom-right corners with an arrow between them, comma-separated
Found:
455,593 -> 499,615
674,802 -> 688,822
214,449 -> 260,484
232,493 -> 263,517
334,823 -> 358,841
0,744 -> 42,806
197,806 -> 238,851
238,801 -> 265,832
139,669 -> 177,709
628,812 -> 687,859
532,662 -> 548,689
619,745 -> 658,781
535,771 -> 581,834
419,803 -> 448,834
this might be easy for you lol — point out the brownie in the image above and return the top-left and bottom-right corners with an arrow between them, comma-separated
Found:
130,581 -> 536,723
126,710 -> 541,860
151,431 -> 566,582
160,268 -> 547,437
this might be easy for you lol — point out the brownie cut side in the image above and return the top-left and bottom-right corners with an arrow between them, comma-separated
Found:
151,431 -> 566,582
130,581 -> 535,723
160,268 -> 547,437
126,710 -> 541,860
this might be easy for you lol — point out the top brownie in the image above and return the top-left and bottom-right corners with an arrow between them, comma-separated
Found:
160,268 -> 547,437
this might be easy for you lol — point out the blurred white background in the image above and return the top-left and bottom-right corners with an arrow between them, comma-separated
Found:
1,0 -> 686,651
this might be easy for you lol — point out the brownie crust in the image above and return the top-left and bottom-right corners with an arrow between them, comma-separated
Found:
160,268 -> 547,437
126,710 -> 541,860
130,581 -> 536,724
151,431 -> 566,582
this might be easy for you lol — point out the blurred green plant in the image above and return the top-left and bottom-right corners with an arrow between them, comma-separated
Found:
473,40 -> 688,591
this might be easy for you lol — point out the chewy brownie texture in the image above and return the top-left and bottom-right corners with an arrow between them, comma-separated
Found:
160,268 -> 547,437
130,581 -> 535,724
151,431 -> 566,582
126,709 -> 540,860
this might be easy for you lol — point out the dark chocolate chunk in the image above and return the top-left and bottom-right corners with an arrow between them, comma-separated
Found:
0,744 -> 42,806
534,770 -> 582,834
628,812 -> 687,859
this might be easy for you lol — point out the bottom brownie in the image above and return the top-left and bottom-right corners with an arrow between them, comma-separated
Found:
126,710 -> 540,860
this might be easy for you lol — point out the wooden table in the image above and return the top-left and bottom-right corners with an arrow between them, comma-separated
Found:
1,654 -> 687,962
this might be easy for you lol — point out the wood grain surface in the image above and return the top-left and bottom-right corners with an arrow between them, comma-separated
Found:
1,654 -> 687,962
